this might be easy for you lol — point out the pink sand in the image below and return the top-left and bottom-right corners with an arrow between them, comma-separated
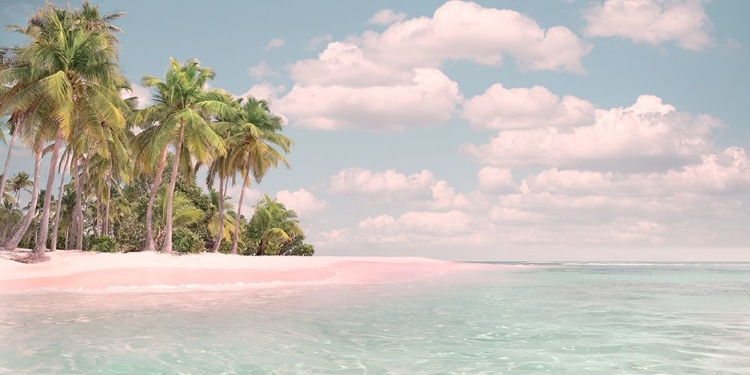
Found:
0,251 -> 487,293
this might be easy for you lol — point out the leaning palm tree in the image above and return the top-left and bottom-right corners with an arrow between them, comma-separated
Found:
133,58 -> 227,253
221,97 -> 293,255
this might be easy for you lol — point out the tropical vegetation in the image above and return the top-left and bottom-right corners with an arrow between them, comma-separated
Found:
0,1 -> 314,262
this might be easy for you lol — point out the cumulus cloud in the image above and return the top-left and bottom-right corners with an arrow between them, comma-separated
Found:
367,9 -> 407,25
356,1 -> 591,72
462,84 -> 595,130
463,95 -> 720,171
263,38 -> 285,50
477,167 -> 516,192
584,0 -> 712,50
328,167 -> 469,210
277,64 -> 461,131
329,168 -> 435,195
239,83 -> 286,102
278,2 -> 591,132
247,61 -> 279,79
275,189 -> 327,217
325,210 -> 489,247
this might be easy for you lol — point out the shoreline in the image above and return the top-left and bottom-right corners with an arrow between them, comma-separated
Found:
0,250 -> 488,293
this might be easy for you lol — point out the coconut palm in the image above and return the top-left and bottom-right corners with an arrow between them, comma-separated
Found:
0,120 -> 17,203
133,58 -> 227,253
8,171 -> 33,202
247,195 -> 304,256
220,97 -> 292,255
0,5 -> 129,255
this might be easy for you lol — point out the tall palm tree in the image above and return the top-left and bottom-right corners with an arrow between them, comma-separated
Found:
133,58 -> 227,253
0,5 -> 129,255
221,97 -> 292,255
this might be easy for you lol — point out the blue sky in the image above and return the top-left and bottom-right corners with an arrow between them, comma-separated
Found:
1,0 -> 749,260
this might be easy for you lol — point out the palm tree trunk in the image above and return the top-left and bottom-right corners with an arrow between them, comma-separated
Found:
103,168 -> 112,236
161,124 -> 185,254
3,150 -> 42,250
211,174 -> 225,253
33,128 -> 64,254
74,155 -> 90,249
72,157 -> 84,250
50,154 -> 71,252
143,144 -> 169,252
0,130 -> 15,203
230,170 -> 249,255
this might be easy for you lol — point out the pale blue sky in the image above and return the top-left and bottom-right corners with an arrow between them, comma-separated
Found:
1,0 -> 749,260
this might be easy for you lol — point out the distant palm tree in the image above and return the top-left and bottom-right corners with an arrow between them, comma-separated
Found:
219,97 -> 292,254
247,195 -> 303,256
8,171 -> 33,202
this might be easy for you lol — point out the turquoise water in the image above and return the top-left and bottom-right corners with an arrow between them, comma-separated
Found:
1,262 -> 750,373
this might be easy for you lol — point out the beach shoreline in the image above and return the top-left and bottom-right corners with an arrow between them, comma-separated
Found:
0,250 -> 487,293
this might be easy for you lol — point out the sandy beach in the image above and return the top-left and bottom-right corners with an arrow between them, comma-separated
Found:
0,251 -> 485,293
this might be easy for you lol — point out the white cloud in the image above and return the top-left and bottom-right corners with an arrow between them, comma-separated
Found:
239,83 -> 286,102
263,38 -> 285,50
275,189 -> 328,217
463,95 -> 720,171
522,147 -> 750,197
356,1 -> 591,72
247,61 -> 279,79
289,42 -> 414,87
367,9 -> 406,25
328,167 -> 469,210
584,0 -> 712,50
462,84 -> 595,130
119,84 -> 151,109
329,168 -> 435,195
477,167 -> 516,192
276,65 -> 461,131
277,2 -> 591,132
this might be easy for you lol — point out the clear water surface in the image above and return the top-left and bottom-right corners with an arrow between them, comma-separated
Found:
1,262 -> 749,374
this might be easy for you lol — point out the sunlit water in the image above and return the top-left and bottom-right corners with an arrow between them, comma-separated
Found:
1,262 -> 750,374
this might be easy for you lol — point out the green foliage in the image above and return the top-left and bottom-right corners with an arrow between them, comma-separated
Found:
115,214 -> 146,252
87,235 -> 118,253
277,235 -> 315,256
172,227 -> 204,254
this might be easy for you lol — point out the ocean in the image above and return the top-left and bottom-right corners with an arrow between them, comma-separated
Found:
1,262 -> 749,373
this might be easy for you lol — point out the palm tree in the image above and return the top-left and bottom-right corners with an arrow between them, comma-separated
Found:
247,195 -> 304,256
8,171 -> 33,202
220,97 -> 293,254
0,120 -> 17,203
1,5 -> 129,255
133,58 -> 227,253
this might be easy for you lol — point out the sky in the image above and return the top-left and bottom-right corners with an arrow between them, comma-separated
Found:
1,0 -> 749,260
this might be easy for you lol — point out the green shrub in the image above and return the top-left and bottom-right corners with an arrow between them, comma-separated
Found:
87,235 -> 118,253
172,228 -> 204,254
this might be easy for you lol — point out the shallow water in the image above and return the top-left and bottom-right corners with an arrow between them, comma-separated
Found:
1,262 -> 750,374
